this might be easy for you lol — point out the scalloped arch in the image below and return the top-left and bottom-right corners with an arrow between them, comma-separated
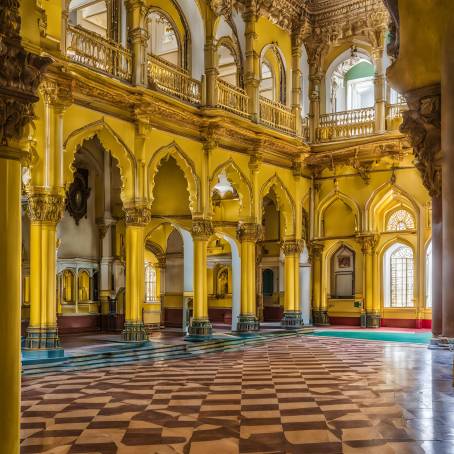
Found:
210,159 -> 252,220
63,119 -> 137,203
260,174 -> 296,237
147,142 -> 200,214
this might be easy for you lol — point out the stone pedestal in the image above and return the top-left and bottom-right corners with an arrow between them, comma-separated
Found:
122,321 -> 148,342
281,311 -> 303,330
237,315 -> 260,334
187,319 -> 213,340
313,310 -> 329,326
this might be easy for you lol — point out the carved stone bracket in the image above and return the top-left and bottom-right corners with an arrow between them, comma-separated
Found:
237,222 -> 262,243
400,84 -> 441,198
26,191 -> 66,224
191,218 -> 214,241
0,0 -> 52,156
308,241 -> 324,261
124,205 -> 151,226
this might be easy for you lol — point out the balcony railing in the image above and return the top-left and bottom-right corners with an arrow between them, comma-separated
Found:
317,107 -> 375,141
259,96 -> 296,135
66,24 -> 132,81
147,54 -> 201,105
216,79 -> 249,117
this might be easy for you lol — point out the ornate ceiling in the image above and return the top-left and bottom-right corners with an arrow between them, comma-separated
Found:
210,0 -> 388,36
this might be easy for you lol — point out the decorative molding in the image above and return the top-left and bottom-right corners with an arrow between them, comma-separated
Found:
400,84 -> 441,198
309,240 -> 324,259
356,233 -> 379,254
26,191 -> 66,224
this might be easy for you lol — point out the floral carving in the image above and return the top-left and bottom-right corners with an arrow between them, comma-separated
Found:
26,192 -> 66,223
400,85 -> 441,198
191,219 -> 214,241
124,205 -> 151,225
281,239 -> 303,256
237,223 -> 262,243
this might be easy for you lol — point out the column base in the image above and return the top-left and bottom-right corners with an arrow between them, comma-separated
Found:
281,311 -> 303,330
23,326 -> 61,350
236,315 -> 260,334
186,319 -> 212,341
312,310 -> 330,326
428,336 -> 454,350
121,321 -> 149,342
363,312 -> 381,328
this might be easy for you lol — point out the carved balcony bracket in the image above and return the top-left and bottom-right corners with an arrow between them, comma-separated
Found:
400,84 -> 441,198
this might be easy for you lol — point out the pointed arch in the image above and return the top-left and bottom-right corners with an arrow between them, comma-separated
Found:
365,181 -> 420,232
316,190 -> 361,237
260,174 -> 296,237
210,159 -> 252,220
147,142 -> 200,214
64,119 -> 137,203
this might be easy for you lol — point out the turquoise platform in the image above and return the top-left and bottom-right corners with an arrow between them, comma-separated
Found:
310,329 -> 432,344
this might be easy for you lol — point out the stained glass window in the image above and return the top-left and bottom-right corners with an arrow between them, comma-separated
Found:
390,246 -> 414,307
386,209 -> 415,231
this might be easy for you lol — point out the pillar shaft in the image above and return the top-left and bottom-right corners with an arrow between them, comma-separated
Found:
243,9 -> 259,120
431,196 -> 442,336
237,223 -> 260,333
281,241 -> 303,329
291,39 -> 303,136
0,158 -> 21,453
310,242 -> 327,325
441,35 -> 454,338
122,206 -> 150,342
188,219 -> 213,337
373,48 -> 386,134
24,191 -> 65,350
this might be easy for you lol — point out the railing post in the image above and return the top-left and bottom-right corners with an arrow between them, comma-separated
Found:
309,74 -> 321,142
243,7 -> 260,121
125,0 -> 148,87
373,46 -> 386,134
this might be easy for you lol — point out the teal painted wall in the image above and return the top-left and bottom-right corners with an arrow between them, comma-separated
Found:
345,61 -> 374,81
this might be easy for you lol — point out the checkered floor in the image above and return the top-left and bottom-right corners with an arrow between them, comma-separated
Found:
21,336 -> 454,453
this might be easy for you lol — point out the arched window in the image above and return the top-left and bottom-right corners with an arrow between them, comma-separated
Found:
147,11 -> 179,66
262,269 -> 274,296
260,60 -> 274,100
386,209 -> 415,231
145,262 -> 157,303
383,243 -> 414,308
331,245 -> 355,298
426,241 -> 432,308
217,44 -> 238,86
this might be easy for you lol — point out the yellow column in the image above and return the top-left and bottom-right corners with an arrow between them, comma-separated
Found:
0,158 -> 21,454
291,34 -> 303,136
24,190 -> 65,350
237,223 -> 260,333
358,234 -> 380,328
188,219 -> 213,338
281,240 -> 303,329
122,206 -> 149,342
310,242 -> 328,325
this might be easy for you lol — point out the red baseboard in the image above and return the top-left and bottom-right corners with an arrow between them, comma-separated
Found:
57,314 -> 101,334
263,306 -> 283,322
380,318 -> 431,329
328,316 -> 361,326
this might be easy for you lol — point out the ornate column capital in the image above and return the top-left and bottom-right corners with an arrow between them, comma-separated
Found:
191,218 -> 214,241
39,79 -> 73,110
400,84 -> 441,198
237,222 -> 262,243
356,233 -> 379,254
26,190 -> 65,224
124,205 -> 151,226
309,241 -> 324,260
281,239 -> 303,256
